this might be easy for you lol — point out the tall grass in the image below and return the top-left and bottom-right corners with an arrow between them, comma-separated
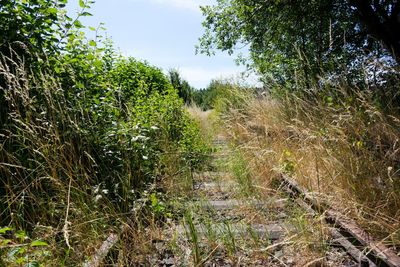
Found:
0,53 -> 209,265
0,54 -> 113,264
0,52 -> 153,260
215,77 -> 400,247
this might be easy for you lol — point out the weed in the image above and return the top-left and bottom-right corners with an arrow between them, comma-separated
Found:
0,226 -> 51,266
203,217 -> 218,246
214,82 -> 400,248
279,149 -> 297,175
247,225 -> 262,249
229,150 -> 254,197
221,221 -> 238,255
0,49 -> 210,264
184,211 -> 202,266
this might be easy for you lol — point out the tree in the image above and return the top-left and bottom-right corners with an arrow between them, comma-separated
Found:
198,0 -> 398,87
168,69 -> 194,104
349,0 -> 400,64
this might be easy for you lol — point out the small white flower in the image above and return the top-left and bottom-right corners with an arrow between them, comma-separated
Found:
150,126 -> 159,130
132,135 -> 146,142
142,156 -> 148,160
93,185 -> 100,194
102,189 -> 109,194
94,195 -> 102,202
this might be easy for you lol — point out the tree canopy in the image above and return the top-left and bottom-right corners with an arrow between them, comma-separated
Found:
198,0 -> 400,87
168,69 -> 194,104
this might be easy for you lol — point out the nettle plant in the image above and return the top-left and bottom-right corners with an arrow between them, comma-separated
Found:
0,226 -> 51,267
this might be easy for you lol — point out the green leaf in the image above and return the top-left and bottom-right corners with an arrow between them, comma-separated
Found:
81,11 -> 92,16
87,53 -> 95,60
93,60 -> 103,68
89,26 -> 96,31
74,20 -> 84,28
88,40 -> 96,47
79,0 -> 85,8
47,7 -> 58,14
15,230 -> 27,240
0,226 -> 12,234
1,239 -> 11,246
16,257 -> 26,264
8,247 -> 25,258
30,240 -> 48,247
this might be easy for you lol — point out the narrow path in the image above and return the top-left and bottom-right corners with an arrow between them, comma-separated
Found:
155,135 -> 358,266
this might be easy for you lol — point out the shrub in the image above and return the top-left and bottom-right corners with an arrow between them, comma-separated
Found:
0,2 -> 209,263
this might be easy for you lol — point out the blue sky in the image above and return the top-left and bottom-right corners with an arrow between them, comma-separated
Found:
67,0 -> 258,88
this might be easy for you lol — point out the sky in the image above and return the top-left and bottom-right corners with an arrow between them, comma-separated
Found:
67,0 -> 259,89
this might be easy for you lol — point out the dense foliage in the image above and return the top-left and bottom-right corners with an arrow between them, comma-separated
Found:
168,69 -> 194,104
198,0 -> 400,90
0,1 -> 208,265
192,80 -> 244,111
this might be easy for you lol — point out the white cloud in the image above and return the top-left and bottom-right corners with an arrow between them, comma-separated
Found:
140,0 -> 213,12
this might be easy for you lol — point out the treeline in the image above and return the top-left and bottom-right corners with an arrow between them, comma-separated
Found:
167,68 -> 217,110
0,1 -> 208,265
167,70 -> 254,111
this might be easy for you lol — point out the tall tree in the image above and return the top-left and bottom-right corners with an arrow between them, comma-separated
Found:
168,69 -> 193,104
198,0 -> 398,87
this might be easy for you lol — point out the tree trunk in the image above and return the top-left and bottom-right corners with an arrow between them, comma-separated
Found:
350,0 -> 400,64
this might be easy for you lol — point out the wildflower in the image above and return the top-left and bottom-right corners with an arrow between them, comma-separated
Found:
132,135 -> 146,142
94,195 -> 102,202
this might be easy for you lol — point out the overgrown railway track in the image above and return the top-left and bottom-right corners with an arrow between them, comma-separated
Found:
85,137 -> 400,266
280,174 -> 400,267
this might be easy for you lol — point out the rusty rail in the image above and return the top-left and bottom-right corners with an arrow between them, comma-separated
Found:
281,174 -> 400,267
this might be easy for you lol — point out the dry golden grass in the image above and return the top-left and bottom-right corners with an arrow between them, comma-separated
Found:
186,104 -> 216,141
219,93 -> 400,248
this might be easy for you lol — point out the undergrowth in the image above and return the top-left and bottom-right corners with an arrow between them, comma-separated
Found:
0,52 -> 210,266
0,35 -> 209,267
212,78 -> 400,249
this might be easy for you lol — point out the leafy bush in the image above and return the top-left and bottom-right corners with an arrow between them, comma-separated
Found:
0,226 -> 51,267
0,1 -> 209,263
0,50 -> 207,220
